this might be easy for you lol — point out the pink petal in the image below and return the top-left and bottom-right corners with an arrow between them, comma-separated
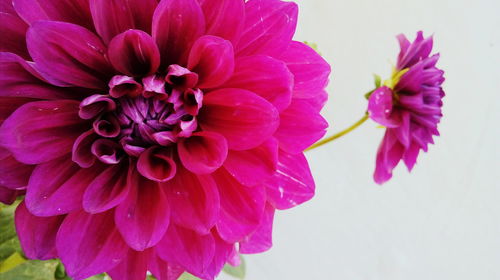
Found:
199,88 -> 279,151
367,86 -> 401,128
187,35 -> 235,89
13,0 -> 94,30
91,138 -> 123,165
236,0 -> 297,57
27,21 -> 113,89
165,65 -> 199,90
156,224 -> 215,278
0,153 -> 34,189
108,249 -> 149,280
212,168 -> 266,243
108,30 -> 160,77
152,0 -> 205,68
79,94 -> 116,120
115,168 -> 170,251
90,0 -> 157,44
149,250 -> 185,280
25,156 -> 103,216
15,201 -> 65,260
165,165 -> 219,235
275,99 -> 328,154
223,138 -> 278,186
300,89 -> 328,112
0,100 -> 89,164
373,129 -> 405,185
202,230 -> 234,279
279,41 -> 331,99
223,55 -> 293,112
83,162 -> 131,213
198,0 -> 245,45
0,186 -> 22,204
72,130 -> 99,168
239,203 -> 275,254
264,150 -> 315,210
57,210 -> 129,280
0,97 -> 34,123
137,146 -> 177,182
109,75 -> 144,98
178,131 -> 228,175
403,142 -> 421,171
0,12 -> 29,59
0,52 -> 76,99
0,0 -> 16,14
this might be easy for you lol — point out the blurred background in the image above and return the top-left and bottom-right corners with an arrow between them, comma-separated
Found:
222,0 -> 500,279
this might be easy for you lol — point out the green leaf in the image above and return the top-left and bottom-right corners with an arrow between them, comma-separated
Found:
178,273 -> 200,280
0,259 -> 59,280
0,200 -> 26,274
222,256 -> 246,279
373,74 -> 382,88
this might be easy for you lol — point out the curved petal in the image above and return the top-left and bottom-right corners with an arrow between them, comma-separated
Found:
15,202 -> 65,260
279,41 -> 331,99
198,0 -> 245,45
90,0 -> 157,44
178,131 -> 228,175
199,88 -> 279,151
152,0 -> 205,68
264,150 -> 315,210
223,55 -> 293,112
0,100 -> 89,164
156,224 -> 215,278
0,186 -> 22,204
0,52 -> 77,99
108,249 -> 149,280
212,168 -> 266,243
275,99 -> 328,154
187,35 -> 234,89
148,251 -> 185,280
27,21 -> 114,89
373,129 -> 405,185
83,161 -> 130,213
115,168 -> 170,251
13,0 -> 94,30
165,165 -> 219,235
108,30 -> 160,77
137,146 -> 177,182
25,156 -> 102,216
0,154 -> 34,189
202,230 -> 234,279
236,0 -> 297,57
239,203 -> 275,254
368,86 -> 401,128
223,138 -> 278,186
0,97 -> 34,123
0,12 -> 29,59
57,210 -> 129,280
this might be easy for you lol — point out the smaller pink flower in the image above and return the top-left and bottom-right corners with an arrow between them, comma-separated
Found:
368,31 -> 445,184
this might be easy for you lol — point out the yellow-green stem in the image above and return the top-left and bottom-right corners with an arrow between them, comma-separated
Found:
306,114 -> 369,151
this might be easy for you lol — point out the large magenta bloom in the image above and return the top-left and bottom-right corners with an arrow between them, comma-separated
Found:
368,31 -> 444,184
0,0 -> 330,279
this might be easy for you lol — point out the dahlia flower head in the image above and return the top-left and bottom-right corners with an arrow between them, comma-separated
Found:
0,0 -> 330,279
368,31 -> 444,184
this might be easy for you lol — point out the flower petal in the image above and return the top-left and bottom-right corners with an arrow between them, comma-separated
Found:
223,138 -> 278,186
108,30 -> 160,77
90,0 -> 157,44
178,131 -> 228,175
115,168 -> 170,251
279,41 -> 331,99
187,35 -> 235,89
83,161 -> 130,214
202,230 -> 234,279
367,86 -> 401,128
212,168 -> 266,243
0,100 -> 88,164
152,0 -> 205,68
149,250 -> 185,280
27,21 -> 113,89
57,210 -> 129,280
156,224 -> 215,278
137,146 -> 177,182
25,156 -> 102,216
0,187 -> 22,204
0,12 -> 29,59
0,153 -> 34,190
239,203 -> 275,254
264,150 -> 315,210
108,249 -> 149,280
15,201 -> 65,260
274,99 -> 328,154
236,0 -> 297,57
223,55 -> 293,112
198,0 -> 245,45
13,0 -> 94,30
373,129 -> 405,184
165,165 -> 219,235
0,52 -> 76,99
199,88 -> 279,151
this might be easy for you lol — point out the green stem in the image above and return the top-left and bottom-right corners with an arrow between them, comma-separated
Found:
306,114 -> 369,151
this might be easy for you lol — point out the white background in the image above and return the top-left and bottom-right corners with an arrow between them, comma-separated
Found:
221,0 -> 500,279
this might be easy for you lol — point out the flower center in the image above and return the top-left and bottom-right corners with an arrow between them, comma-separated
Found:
77,65 -> 203,163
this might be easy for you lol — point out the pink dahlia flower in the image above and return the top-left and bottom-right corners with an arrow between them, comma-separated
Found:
368,31 -> 445,184
0,0 -> 330,279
